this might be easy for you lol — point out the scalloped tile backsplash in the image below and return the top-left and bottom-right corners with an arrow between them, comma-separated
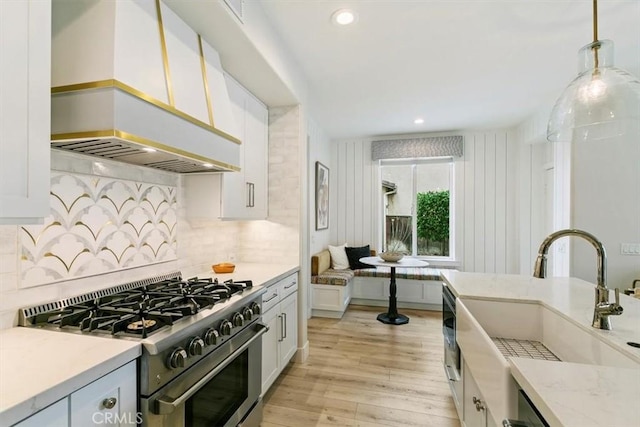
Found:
20,172 -> 177,287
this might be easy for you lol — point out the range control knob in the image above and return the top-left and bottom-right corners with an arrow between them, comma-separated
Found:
242,306 -> 254,321
168,347 -> 188,369
219,319 -> 232,336
187,337 -> 205,356
203,328 -> 220,346
249,302 -> 261,316
232,312 -> 245,327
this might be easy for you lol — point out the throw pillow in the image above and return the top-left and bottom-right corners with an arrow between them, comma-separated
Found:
328,243 -> 350,270
345,245 -> 373,270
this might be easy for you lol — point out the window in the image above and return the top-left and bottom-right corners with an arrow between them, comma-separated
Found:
380,158 -> 453,259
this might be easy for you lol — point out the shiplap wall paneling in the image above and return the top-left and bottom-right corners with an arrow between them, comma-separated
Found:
494,133 -> 507,274
473,135 -> 486,272
330,139 -> 378,248
462,130 -> 517,274
484,134 -> 497,273
505,132 -> 519,274
332,131 -> 519,274
463,135 -> 475,271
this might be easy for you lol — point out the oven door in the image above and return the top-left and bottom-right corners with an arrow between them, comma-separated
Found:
141,322 -> 267,427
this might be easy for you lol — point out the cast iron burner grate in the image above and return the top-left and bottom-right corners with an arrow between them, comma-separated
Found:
491,337 -> 561,361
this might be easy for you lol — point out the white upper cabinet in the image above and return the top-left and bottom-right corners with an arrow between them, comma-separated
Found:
0,0 -> 51,224
184,76 -> 268,220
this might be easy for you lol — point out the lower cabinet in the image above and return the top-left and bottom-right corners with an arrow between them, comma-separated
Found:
70,361 -> 138,426
462,360 -> 498,427
261,273 -> 298,395
13,361 -> 137,427
13,399 -> 68,427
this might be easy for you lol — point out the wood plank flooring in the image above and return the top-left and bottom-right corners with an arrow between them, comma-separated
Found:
262,305 -> 461,427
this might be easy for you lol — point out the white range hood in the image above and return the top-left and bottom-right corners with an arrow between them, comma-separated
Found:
51,0 -> 241,173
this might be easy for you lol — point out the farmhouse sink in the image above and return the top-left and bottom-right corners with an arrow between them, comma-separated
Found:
456,298 -> 638,424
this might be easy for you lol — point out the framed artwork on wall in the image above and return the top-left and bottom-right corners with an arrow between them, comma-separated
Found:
315,161 -> 329,230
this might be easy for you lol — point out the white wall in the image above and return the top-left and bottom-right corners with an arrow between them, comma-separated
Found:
330,130 -> 519,273
516,100 -> 640,290
308,117 -> 333,256
571,135 -> 640,290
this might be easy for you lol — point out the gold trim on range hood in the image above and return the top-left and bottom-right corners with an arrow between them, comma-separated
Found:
51,130 -> 241,173
52,80 -> 241,145
51,81 -> 242,174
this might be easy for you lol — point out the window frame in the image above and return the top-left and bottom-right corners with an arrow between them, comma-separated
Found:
379,157 -> 456,263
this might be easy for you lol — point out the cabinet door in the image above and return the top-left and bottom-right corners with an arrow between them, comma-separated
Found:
463,361 -> 487,427
261,306 -> 280,394
70,362 -> 137,426
243,92 -> 268,219
219,74 -> 247,218
13,398 -> 68,427
0,0 -> 50,224
279,292 -> 298,367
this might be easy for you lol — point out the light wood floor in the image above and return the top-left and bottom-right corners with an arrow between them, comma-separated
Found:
262,304 -> 461,427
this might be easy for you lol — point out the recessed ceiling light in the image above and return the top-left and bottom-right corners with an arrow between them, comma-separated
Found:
142,147 -> 157,153
331,9 -> 357,26
414,118 -> 424,124
202,163 -> 214,168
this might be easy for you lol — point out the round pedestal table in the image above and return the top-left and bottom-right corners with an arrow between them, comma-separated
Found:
358,256 -> 429,325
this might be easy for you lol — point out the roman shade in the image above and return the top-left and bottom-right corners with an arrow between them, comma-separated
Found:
372,135 -> 463,160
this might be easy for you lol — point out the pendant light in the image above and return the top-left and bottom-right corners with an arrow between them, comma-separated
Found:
547,0 -> 640,142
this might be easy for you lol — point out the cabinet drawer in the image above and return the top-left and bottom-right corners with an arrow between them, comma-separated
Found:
279,274 -> 298,299
262,286 -> 280,313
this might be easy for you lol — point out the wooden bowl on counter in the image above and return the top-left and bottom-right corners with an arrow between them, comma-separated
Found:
212,263 -> 235,274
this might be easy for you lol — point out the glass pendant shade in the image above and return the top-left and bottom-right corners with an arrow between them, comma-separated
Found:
547,40 -> 640,142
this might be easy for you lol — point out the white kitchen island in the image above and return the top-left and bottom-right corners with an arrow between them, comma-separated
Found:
441,271 -> 640,427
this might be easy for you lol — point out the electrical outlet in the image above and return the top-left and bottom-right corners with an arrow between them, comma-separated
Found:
620,243 -> 640,255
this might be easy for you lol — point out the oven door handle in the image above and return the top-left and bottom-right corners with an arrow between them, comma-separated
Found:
155,322 -> 268,415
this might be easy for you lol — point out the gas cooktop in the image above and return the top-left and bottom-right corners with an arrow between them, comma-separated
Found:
19,272 -> 254,339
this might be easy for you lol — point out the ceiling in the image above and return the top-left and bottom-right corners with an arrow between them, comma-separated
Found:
258,0 -> 640,139
165,1 -> 640,141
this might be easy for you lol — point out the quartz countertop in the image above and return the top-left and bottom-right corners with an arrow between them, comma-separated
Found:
0,328 -> 141,426
0,262 -> 298,426
509,358 -> 640,427
441,271 -> 640,426
189,262 -> 300,289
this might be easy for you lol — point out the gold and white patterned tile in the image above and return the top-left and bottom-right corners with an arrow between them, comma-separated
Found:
20,172 -> 177,287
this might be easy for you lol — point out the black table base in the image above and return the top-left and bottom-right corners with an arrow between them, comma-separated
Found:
377,266 -> 409,325
377,312 -> 409,325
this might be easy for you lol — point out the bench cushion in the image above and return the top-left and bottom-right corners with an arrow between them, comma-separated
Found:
311,268 -> 355,286
311,250 -> 331,276
353,267 -> 442,281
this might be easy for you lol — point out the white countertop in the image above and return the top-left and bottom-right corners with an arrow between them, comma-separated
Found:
441,271 -> 640,426
509,358 -> 640,427
0,262 -> 298,426
0,328 -> 140,426
189,262 -> 299,289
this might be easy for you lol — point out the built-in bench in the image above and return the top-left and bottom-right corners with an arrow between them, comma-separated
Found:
311,248 -> 445,318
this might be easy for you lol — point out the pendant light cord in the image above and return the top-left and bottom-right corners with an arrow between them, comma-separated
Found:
593,0 -> 598,42
592,0 -> 600,70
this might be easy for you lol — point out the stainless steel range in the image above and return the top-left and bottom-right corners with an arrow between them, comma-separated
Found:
19,272 -> 267,427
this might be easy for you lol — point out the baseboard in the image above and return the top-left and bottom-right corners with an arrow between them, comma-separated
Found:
349,298 -> 441,311
294,339 -> 309,363
311,308 -> 346,318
